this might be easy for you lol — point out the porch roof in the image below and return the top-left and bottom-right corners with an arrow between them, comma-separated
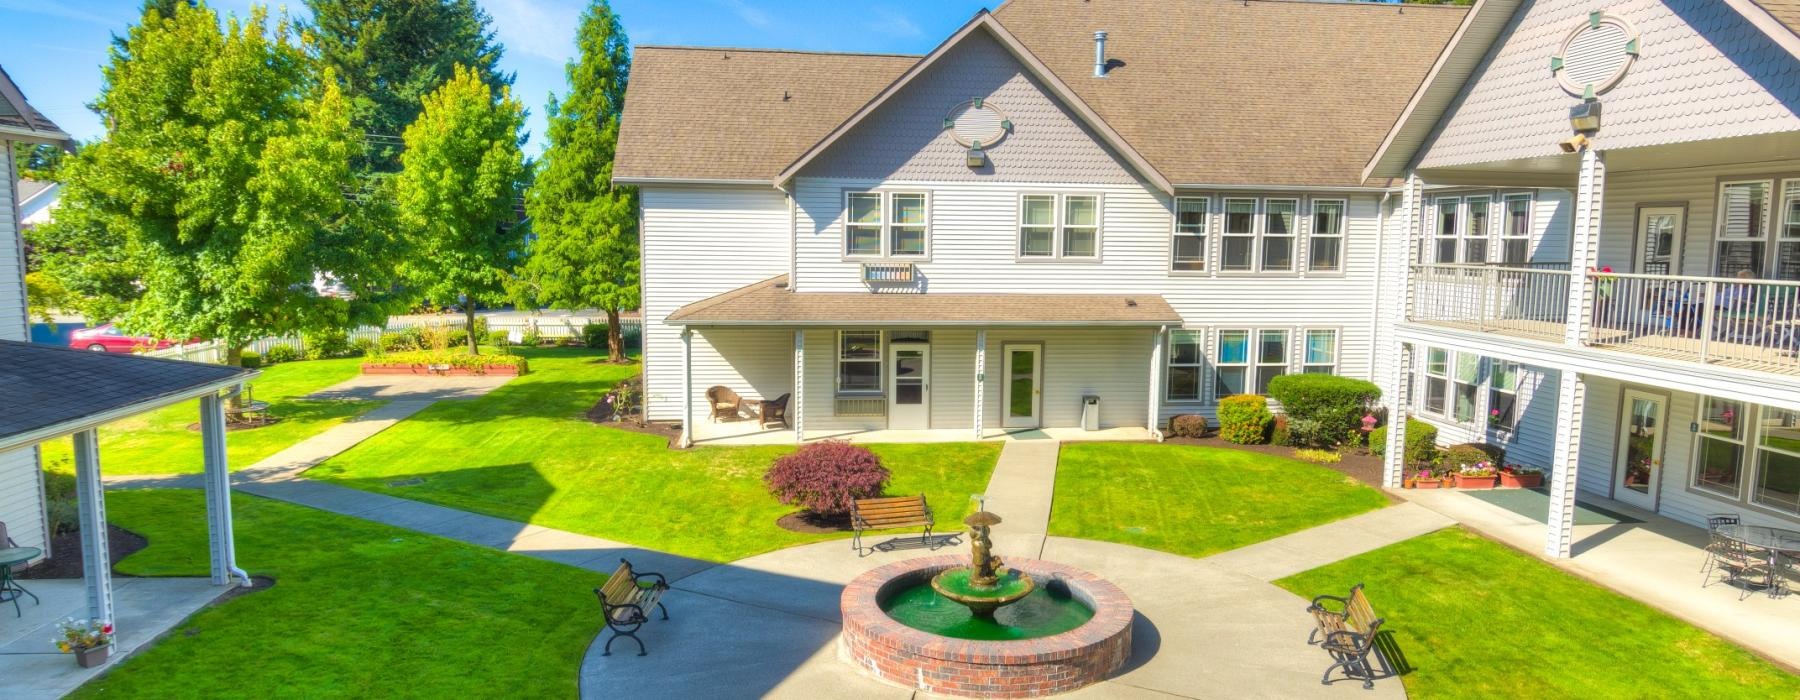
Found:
0,340 -> 256,452
665,275 -> 1181,327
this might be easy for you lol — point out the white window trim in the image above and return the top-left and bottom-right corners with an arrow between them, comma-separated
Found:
1750,407 -> 1800,517
1486,360 -> 1520,433
1463,195 -> 1492,264
1219,197 -> 1259,273
1306,198 -> 1347,274
1171,195 -> 1211,274
1500,192 -> 1534,265
1261,198 -> 1300,273
1420,346 -> 1451,417
1428,196 -> 1460,264
1164,327 -> 1207,403
1254,328 -> 1291,394
1214,196 -> 1308,275
1212,327 -> 1296,399
1301,328 -> 1339,374
842,190 -> 931,261
836,330 -> 884,396
1714,179 -> 1775,277
1017,192 -> 1104,262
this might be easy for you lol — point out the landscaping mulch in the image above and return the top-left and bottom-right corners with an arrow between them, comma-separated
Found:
1162,434 -> 1392,495
776,510 -> 851,534
19,524 -> 148,579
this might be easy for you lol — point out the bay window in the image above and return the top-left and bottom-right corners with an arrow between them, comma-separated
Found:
1019,193 -> 1101,259
845,191 -> 928,258
1172,197 -> 1209,272
1166,329 -> 1204,402
1308,199 -> 1345,272
837,331 -> 882,394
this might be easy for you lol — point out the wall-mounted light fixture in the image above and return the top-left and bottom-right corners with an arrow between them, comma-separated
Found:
966,140 -> 986,168
1569,101 -> 1602,133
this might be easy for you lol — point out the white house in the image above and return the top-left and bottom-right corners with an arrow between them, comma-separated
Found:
617,0 -> 1800,556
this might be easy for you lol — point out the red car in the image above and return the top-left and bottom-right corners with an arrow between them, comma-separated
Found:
68,324 -> 180,353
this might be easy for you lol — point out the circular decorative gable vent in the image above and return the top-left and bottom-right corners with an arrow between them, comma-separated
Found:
1552,12 -> 1641,98
943,98 -> 1011,148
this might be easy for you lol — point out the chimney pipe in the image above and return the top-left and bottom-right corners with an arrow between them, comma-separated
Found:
1094,31 -> 1108,78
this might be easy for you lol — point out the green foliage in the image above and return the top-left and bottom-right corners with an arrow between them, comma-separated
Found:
351,336 -> 380,356
522,1 -> 638,363
42,468 -> 78,536
239,350 -> 263,369
1294,448 -> 1342,465
581,323 -> 609,349
371,349 -> 528,373
302,328 -> 352,360
1218,395 -> 1273,445
1266,374 -> 1381,448
302,0 -> 509,174
264,344 -> 301,364
394,64 -> 528,355
23,272 -> 74,323
1270,414 -> 1291,446
521,329 -> 543,347
1371,418 -> 1439,467
447,328 -> 471,348
34,3 -> 399,359
1167,414 -> 1208,438
12,141 -> 67,180
485,329 -> 511,346
1444,442 -> 1505,467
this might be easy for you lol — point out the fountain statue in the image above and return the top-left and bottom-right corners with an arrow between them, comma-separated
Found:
929,510 -> 1035,617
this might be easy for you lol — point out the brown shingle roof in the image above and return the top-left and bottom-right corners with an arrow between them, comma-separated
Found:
667,275 -> 1182,326
1753,0 -> 1800,38
615,47 -> 917,182
616,1 -> 1467,187
0,65 -> 67,136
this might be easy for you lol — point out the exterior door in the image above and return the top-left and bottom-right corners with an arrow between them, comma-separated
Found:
888,344 -> 930,429
1001,344 -> 1042,429
1615,390 -> 1666,510
1634,207 -> 1684,275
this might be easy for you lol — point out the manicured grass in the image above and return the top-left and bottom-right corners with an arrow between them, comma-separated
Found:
307,347 -> 1001,562
40,357 -> 379,476
72,490 -> 600,698
1275,528 -> 1800,698
1048,442 -> 1388,558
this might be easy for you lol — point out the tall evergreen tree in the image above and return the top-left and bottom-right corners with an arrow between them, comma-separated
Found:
521,0 -> 637,362
394,64 -> 528,355
303,0 -> 510,173
31,3 -> 388,365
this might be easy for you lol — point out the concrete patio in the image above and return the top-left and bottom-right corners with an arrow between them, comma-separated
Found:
691,421 -> 1154,446
0,577 -> 231,700
1400,488 -> 1800,671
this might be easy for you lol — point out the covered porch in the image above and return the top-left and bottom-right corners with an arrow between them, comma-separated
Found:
0,340 -> 254,690
690,421 -> 1154,446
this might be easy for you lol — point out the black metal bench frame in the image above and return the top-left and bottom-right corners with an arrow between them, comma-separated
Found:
1306,582 -> 1386,689
594,558 -> 670,657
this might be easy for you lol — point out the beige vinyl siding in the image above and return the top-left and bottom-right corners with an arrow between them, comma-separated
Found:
0,145 -> 47,555
640,185 -> 792,422
982,328 -> 1152,430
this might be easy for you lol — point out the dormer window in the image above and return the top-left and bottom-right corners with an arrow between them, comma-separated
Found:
845,191 -> 930,258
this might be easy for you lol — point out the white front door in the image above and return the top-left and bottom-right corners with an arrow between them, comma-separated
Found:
1634,207 -> 1684,275
888,343 -> 930,429
1001,344 -> 1042,429
1615,389 -> 1666,510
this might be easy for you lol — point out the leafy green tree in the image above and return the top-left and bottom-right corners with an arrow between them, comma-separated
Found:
11,142 -> 68,180
302,0 -> 509,174
394,64 -> 528,355
34,3 -> 390,365
521,0 -> 637,362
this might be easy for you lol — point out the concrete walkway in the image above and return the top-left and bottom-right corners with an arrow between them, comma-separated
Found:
0,578 -> 229,700
979,440 -> 1060,557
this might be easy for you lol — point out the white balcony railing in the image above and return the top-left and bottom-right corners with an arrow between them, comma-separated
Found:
1409,263 -> 1572,342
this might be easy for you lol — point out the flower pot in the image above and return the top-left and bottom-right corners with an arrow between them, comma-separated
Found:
75,644 -> 111,668
1499,472 -> 1542,489
1403,478 -> 1417,489
1414,478 -> 1443,490
1455,474 -> 1499,490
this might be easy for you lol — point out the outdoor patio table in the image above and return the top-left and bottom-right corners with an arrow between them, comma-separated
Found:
1716,525 -> 1800,596
0,546 -> 42,617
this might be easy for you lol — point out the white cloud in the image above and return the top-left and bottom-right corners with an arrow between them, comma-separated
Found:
713,0 -> 774,31
482,0 -> 581,64
867,7 -> 922,39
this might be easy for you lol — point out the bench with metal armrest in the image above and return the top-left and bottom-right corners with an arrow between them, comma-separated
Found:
850,494 -> 935,553
1305,582 -> 1386,689
594,558 -> 670,657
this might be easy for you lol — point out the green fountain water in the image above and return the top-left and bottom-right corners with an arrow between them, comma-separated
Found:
881,576 -> 1094,641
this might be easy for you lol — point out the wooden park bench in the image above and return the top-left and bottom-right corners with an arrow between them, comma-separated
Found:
850,494 -> 937,553
1305,583 -> 1386,689
594,558 -> 670,657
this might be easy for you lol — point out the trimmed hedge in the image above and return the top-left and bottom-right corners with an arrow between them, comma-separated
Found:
1443,442 -> 1505,468
1218,395 -> 1273,445
371,350 -> 529,373
1266,374 -> 1381,448
263,344 -> 300,364
1167,414 -> 1209,438
1371,418 -> 1439,467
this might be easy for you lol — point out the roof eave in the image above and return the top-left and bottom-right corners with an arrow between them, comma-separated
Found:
0,371 -> 258,453
1721,0 -> 1800,61
0,123 -> 73,147
1361,0 -> 1521,183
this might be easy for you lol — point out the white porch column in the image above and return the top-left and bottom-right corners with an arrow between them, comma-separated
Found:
1546,370 -> 1587,558
973,330 -> 986,440
1565,148 -> 1604,347
72,429 -> 112,625
793,329 -> 806,443
1147,326 -> 1166,440
1381,342 -> 1413,488
200,391 -> 246,586
679,328 -> 693,448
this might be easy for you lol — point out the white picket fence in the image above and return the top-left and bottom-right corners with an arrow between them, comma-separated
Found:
137,315 -> 641,364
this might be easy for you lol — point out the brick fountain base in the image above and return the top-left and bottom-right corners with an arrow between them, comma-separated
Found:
840,555 -> 1133,698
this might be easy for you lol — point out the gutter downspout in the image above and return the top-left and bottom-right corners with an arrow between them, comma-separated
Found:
777,181 -> 797,291
220,384 -> 251,586
1370,190 -> 1393,381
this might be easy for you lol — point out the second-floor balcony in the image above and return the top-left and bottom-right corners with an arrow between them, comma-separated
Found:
1409,263 -> 1800,376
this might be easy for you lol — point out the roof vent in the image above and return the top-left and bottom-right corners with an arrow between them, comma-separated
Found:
1094,31 -> 1109,78
1125,299 -> 1137,307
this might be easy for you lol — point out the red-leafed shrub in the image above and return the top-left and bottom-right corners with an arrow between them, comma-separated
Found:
764,440 -> 890,516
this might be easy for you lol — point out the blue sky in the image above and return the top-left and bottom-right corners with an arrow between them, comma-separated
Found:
0,0 -> 991,154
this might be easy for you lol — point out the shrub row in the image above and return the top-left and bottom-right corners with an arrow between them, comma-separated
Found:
1266,374 -> 1381,449
369,350 -> 529,373
1218,395 -> 1273,445
1371,418 -> 1439,467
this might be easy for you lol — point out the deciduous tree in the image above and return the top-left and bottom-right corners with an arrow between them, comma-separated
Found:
522,0 -> 637,362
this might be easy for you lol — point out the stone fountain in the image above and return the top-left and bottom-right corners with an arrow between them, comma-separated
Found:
929,510 -> 1035,617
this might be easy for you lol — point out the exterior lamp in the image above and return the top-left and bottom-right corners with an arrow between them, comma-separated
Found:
965,140 -> 986,168
1569,101 -> 1602,133
1360,413 -> 1379,434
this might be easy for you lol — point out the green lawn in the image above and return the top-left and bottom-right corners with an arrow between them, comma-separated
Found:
1275,528 -> 1800,698
40,357 -> 379,476
307,347 -> 1002,562
72,490 -> 600,698
1048,442 -> 1389,558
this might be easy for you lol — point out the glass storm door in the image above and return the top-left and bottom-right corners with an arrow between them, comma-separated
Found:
1635,207 -> 1683,275
1615,390 -> 1666,510
888,344 -> 930,430
1002,344 -> 1043,429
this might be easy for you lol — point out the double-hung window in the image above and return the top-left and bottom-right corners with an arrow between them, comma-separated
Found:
1302,329 -> 1337,374
1019,194 -> 1100,259
1308,200 -> 1345,272
1221,198 -> 1257,272
837,331 -> 882,394
1754,408 -> 1800,515
1423,348 -> 1449,415
845,191 -> 928,258
1215,330 -> 1251,397
1487,361 -> 1519,432
1717,181 -> 1772,277
1695,397 -> 1747,497
1172,197 -> 1209,272
1254,329 -> 1289,394
1501,194 -> 1532,264
1452,353 -> 1481,423
1262,199 -> 1298,271
1463,196 -> 1491,264
1432,197 -> 1459,263
1166,329 -> 1204,402
1780,181 -> 1800,280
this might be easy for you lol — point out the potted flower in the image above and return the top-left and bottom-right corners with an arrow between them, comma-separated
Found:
1412,469 -> 1443,489
1454,463 -> 1500,489
1498,464 -> 1543,488
55,618 -> 114,668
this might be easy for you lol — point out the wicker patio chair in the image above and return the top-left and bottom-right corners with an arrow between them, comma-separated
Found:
759,393 -> 791,429
706,386 -> 743,422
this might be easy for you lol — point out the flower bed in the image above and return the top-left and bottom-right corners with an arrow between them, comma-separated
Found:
361,351 -> 528,376
1498,464 -> 1543,489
